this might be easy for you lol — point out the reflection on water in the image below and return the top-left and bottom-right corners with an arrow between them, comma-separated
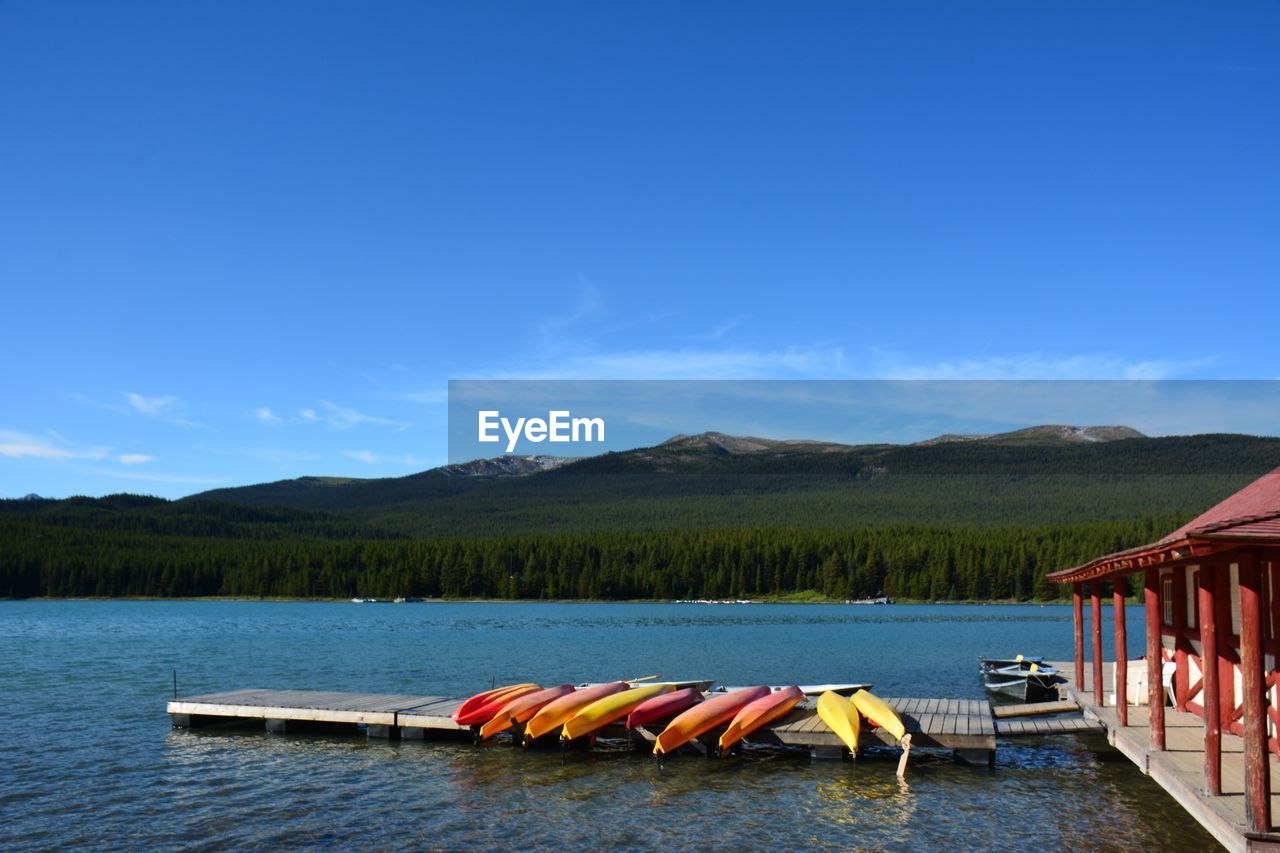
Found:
1,601 -> 1211,849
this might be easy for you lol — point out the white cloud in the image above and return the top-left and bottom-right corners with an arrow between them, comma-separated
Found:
0,430 -> 107,460
314,401 -> 409,430
126,392 -> 179,416
299,408 -> 320,422
343,450 -> 431,466
255,407 -> 283,424
123,392 -> 209,429
117,453 -> 155,465
510,345 -> 851,380
868,351 -> 1213,381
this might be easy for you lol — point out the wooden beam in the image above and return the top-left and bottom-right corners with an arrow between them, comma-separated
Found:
1073,583 -> 1085,690
1114,578 -> 1128,726
1145,568 -> 1165,750
1238,551 -> 1271,832
1198,562 -> 1221,796
1092,583 -> 1105,706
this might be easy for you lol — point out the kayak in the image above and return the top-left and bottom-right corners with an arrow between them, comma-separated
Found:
850,689 -> 905,741
453,683 -> 541,727
816,690 -> 861,755
717,685 -> 804,751
562,683 -> 675,741
523,681 -> 629,744
627,687 -> 703,730
653,686 -> 770,755
477,684 -> 575,741
452,682 -> 539,725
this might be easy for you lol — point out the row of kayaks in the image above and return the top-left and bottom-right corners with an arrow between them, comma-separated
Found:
451,679 -> 911,762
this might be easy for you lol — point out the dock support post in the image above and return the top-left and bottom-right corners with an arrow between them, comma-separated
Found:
1073,583 -> 1085,690
1144,568 -> 1165,750
1198,563 -> 1221,796
954,748 -> 995,767
1092,582 -> 1105,706
265,718 -> 288,734
1238,552 -> 1271,833
1113,578 -> 1128,726
366,724 -> 398,739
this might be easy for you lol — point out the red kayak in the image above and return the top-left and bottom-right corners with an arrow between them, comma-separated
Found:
653,686 -> 771,755
627,687 -> 703,730
453,683 -> 542,727
718,686 -> 805,751
451,683 -> 538,725
477,684 -> 575,741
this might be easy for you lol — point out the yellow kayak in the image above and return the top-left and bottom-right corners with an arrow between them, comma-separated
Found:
816,690 -> 862,755
523,681 -> 628,744
850,689 -> 905,741
561,683 -> 674,741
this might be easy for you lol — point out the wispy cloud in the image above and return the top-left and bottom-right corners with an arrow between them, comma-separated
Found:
511,345 -> 850,380
868,351 -> 1214,380
400,388 -> 448,404
117,453 -> 155,465
342,449 -> 432,466
0,430 -> 108,460
90,468 -> 230,485
123,392 -> 210,429
680,315 -> 749,342
313,401 -> 409,430
537,280 -> 603,348
254,407 -> 283,424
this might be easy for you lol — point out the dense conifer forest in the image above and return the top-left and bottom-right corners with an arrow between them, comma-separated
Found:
4,432 -> 1278,600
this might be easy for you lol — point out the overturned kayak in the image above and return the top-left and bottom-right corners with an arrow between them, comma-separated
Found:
849,689 -> 905,741
627,687 -> 703,730
478,684 -> 575,741
523,681 -> 629,744
453,683 -> 541,727
718,686 -> 804,752
816,690 -> 862,755
562,683 -> 675,741
653,686 -> 771,755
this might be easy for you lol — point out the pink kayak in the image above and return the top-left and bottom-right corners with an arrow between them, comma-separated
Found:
653,686 -> 771,755
627,687 -> 704,730
718,686 -> 805,751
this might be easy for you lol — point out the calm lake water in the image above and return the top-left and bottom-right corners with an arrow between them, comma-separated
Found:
1,601 -> 1214,850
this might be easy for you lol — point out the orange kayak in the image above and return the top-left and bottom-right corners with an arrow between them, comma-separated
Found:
653,686 -> 771,755
718,686 -> 804,752
453,683 -> 541,727
627,687 -> 703,730
562,683 -> 674,741
477,684 -> 575,741
523,681 -> 629,744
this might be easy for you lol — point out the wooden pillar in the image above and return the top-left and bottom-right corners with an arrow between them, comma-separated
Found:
1198,563 -> 1221,796
1073,583 -> 1085,690
1114,578 -> 1129,726
1092,582 -> 1105,706
1238,552 -> 1271,832
1216,560 -> 1235,738
1145,568 -> 1166,750
1173,567 -> 1189,711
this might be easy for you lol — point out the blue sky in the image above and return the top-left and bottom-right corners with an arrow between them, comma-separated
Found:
2,2 -> 1278,497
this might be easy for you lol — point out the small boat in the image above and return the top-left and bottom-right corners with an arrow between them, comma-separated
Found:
708,683 -> 870,697
981,659 -> 1060,702
627,687 -> 703,730
718,686 -> 804,752
653,686 -> 771,755
562,683 -> 675,741
978,654 -> 1045,673
477,684 -> 575,741
523,681 -> 629,744
816,691 -> 862,755
453,683 -> 541,727
849,689 -> 905,741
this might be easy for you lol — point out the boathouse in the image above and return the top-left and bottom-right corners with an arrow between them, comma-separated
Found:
1048,466 -> 1280,843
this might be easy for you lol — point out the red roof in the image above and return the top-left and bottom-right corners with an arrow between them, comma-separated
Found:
1160,466 -> 1280,542
1048,466 -> 1280,583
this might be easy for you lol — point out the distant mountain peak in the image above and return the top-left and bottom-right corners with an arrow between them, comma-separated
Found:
915,425 -> 1145,447
438,454 -> 580,477
659,431 -> 850,455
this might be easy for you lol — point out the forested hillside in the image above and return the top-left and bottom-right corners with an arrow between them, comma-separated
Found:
5,430 -> 1279,601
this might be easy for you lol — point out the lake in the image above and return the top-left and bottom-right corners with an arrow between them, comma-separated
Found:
0,601 -> 1213,849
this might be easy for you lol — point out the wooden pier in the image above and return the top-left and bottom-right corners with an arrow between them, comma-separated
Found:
1056,661 -> 1280,852
168,686 -> 1098,764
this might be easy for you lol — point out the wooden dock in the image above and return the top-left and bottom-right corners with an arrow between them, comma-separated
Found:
1056,661 -> 1280,852
169,687 -> 1098,764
